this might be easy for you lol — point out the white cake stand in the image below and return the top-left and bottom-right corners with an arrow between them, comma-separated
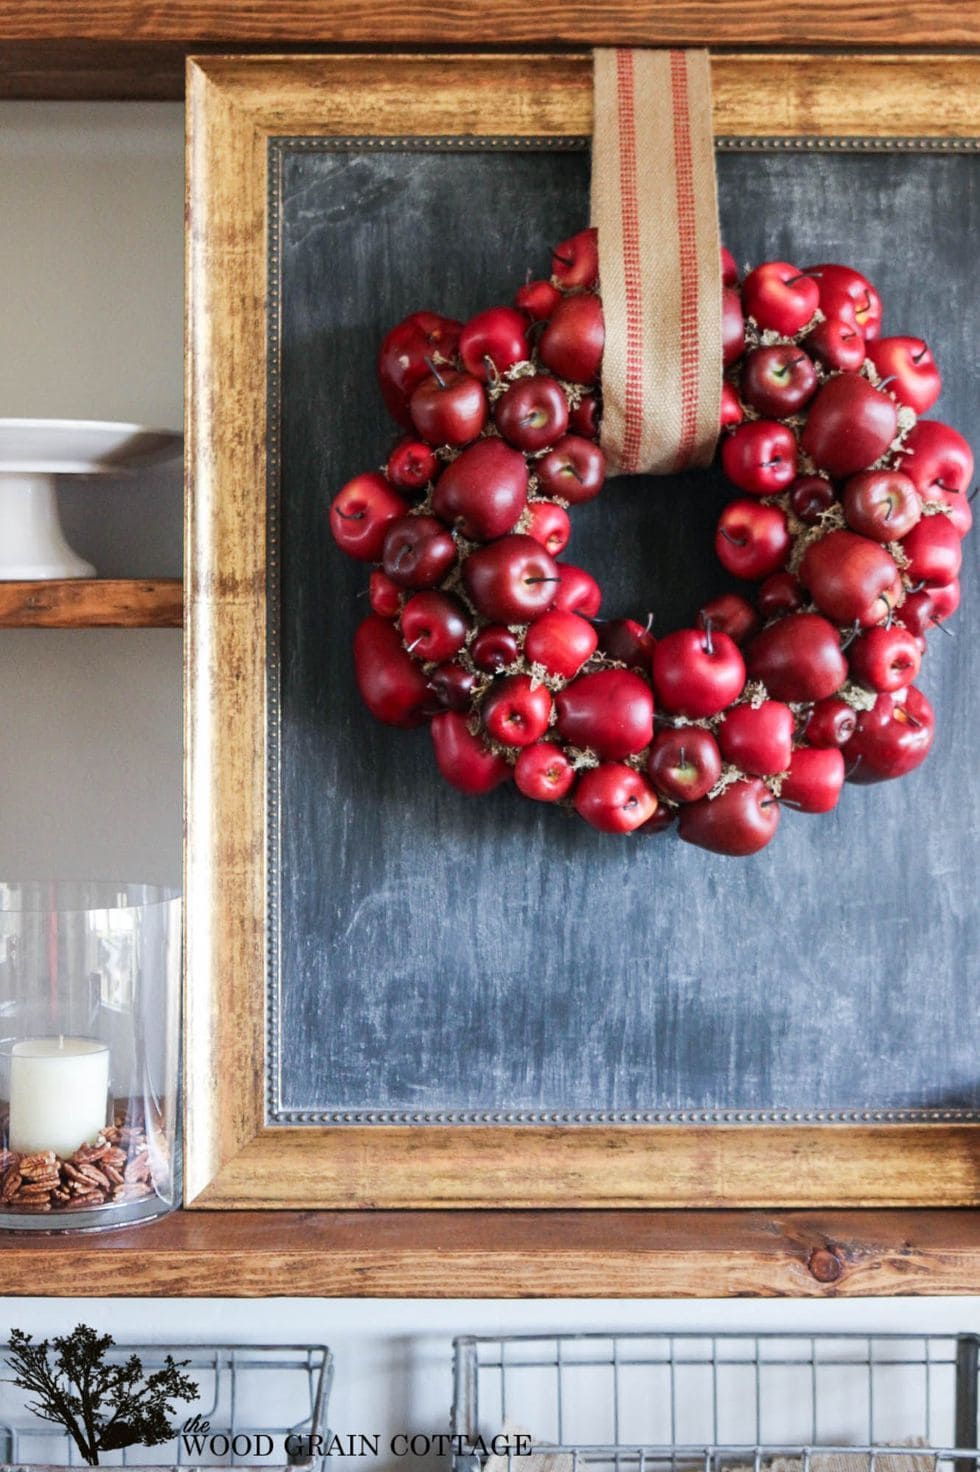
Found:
0,420 -> 182,580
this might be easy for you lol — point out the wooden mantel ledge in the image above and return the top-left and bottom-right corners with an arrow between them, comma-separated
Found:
1,1209 -> 979,1297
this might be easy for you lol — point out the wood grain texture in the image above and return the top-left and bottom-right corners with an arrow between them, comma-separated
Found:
185,54 -> 980,1224
2,1209 -> 979,1298
0,578 -> 182,627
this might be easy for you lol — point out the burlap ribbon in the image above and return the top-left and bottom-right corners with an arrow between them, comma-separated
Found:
591,47 -> 722,476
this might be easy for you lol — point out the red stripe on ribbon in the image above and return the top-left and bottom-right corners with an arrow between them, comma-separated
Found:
670,50 -> 702,472
616,48 -> 644,475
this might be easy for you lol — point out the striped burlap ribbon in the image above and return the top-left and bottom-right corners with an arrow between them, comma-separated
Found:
591,48 -> 722,476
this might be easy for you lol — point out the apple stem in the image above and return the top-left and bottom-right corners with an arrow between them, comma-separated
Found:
424,356 -> 447,390
912,345 -> 928,365
930,617 -> 955,638
702,618 -> 714,656
482,355 -> 502,388
335,508 -> 365,521
902,707 -> 924,728
552,251 -> 574,267
405,636 -> 424,654
876,374 -> 897,391
525,576 -> 561,585
907,579 -> 927,593
844,755 -> 862,780
840,619 -> 861,651
969,485 -> 980,504
644,612 -> 655,634
718,527 -> 746,547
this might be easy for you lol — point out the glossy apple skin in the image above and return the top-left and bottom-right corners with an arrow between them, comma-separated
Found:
865,336 -> 941,414
806,317 -> 866,372
848,625 -> 921,694
842,469 -> 921,542
718,700 -> 794,776
494,375 -> 569,451
554,563 -> 602,618
386,438 -> 439,491
432,438 -> 528,540
430,662 -> 476,712
804,696 -> 857,748
741,260 -> 819,334
556,669 -> 655,759
524,608 -> 598,678
353,615 -> 433,727
782,746 -> 845,812
431,711 -> 511,793
720,382 -> 744,428
330,472 -> 410,562
515,279 -> 561,321
539,293 -> 605,383
721,245 -> 740,286
808,263 -> 882,340
463,535 -> 559,623
715,499 -> 790,581
800,531 -> 901,627
400,591 -> 469,663
569,392 -> 600,439
741,345 -> 818,417
652,628 -> 746,719
524,500 -> 571,558
369,568 -> 402,619
722,287 -> 746,367
756,571 -> 804,620
551,227 -> 599,289
900,514 -> 962,588
747,613 -> 847,702
599,617 -> 657,668
459,306 -> 529,380
677,777 -> 780,856
929,580 -> 961,622
514,742 -> 575,801
482,674 -> 553,748
801,373 -> 898,477
896,419 -> 975,537
409,368 -> 488,447
698,593 -> 760,647
536,436 -> 606,503
647,726 -> 722,802
382,514 -> 457,589
377,311 -> 461,426
844,686 -> 935,783
574,763 -> 658,834
789,475 -> 837,526
721,421 -> 798,495
471,625 -> 519,672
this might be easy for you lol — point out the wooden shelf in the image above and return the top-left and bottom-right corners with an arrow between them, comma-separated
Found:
2,1209 -> 979,1297
1,4 -> 978,100
0,579 -> 182,628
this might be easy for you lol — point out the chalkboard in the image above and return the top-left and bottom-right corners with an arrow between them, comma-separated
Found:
267,140 -> 980,1126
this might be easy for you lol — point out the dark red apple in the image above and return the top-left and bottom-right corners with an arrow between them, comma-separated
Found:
432,438 -> 528,540
721,245 -> 739,286
429,662 -> 476,711
330,472 -> 409,562
551,227 -> 599,289
471,625 -> 519,672
400,590 -> 468,663
803,696 -> 857,747
718,700 -> 794,777
677,777 -> 780,856
431,710 -> 511,793
722,287 -> 746,367
377,311 -> 462,426
747,613 -> 847,702
929,579 -> 960,622
515,278 -> 561,321
805,317 -> 866,372
569,391 -> 600,439
848,625 -> 921,693
410,366 -> 488,446
899,514 -> 962,588
715,499 -> 790,581
740,345 -> 817,416
524,608 -> 598,678
369,568 -> 402,619
842,469 -> 921,541
741,260 -> 819,334
536,435 -> 606,503
482,674 -> 552,748
353,615 -> 433,727
574,763 -> 658,834
514,742 -> 575,801
539,293 -> 604,383
698,594 -> 760,647
652,628 -> 746,718
553,563 -> 602,618
756,571 -> 804,620
896,419 -> 975,537
782,746 -> 845,812
556,669 -> 654,759
722,421 -> 798,496
844,686 -> 935,783
494,375 -> 569,451
382,514 -> 457,589
524,500 -> 571,558
463,535 -> 560,623
599,616 -> 657,668
866,336 -> 941,413
789,475 -> 837,526
720,382 -> 744,428
800,530 -> 901,626
459,306 -> 529,381
808,263 -> 882,340
386,437 -> 439,491
647,727 -> 722,802
801,373 -> 898,478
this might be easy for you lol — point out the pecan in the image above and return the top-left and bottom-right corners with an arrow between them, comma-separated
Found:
19,1151 -> 57,1180
103,1165 -> 125,1187
77,1163 -> 111,1190
102,1125 -> 121,1142
0,1149 -> 18,1172
123,1154 -> 151,1183
119,1181 -> 153,1201
14,1184 -> 56,1201
103,1147 -> 127,1168
1,1168 -> 23,1203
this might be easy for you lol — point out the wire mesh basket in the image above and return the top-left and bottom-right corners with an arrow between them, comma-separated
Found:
451,1333 -> 980,1472
0,1343 -> 332,1471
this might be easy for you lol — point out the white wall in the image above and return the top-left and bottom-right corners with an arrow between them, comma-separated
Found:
0,101 -> 975,1461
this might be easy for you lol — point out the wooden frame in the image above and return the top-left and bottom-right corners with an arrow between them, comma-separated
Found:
185,51 -> 980,1211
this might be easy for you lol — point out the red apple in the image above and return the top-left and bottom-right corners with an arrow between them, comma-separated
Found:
804,696 -> 857,747
400,590 -> 469,663
808,263 -> 882,339
740,345 -> 817,416
459,305 -> 529,381
382,514 -> 457,589
698,594 -> 760,647
741,260 -> 819,335
718,700 -> 794,776
599,616 -> 657,668
554,563 -> 602,618
353,615 -> 433,727
569,392 -> 600,439
866,336 -> 941,414
386,437 -> 439,491
377,311 -> 462,426
515,278 -> 561,321
721,245 -> 740,286
715,499 -> 790,581
647,727 -> 722,802
539,293 -> 604,383
899,589 -> 935,638
431,710 -> 511,793
929,579 -> 960,622
896,419 -> 975,537
524,608 -> 598,678
463,535 -> 559,623
723,287 -> 746,368
805,317 -> 866,373
551,227 -> 599,289
429,662 -> 476,711
782,746 -> 845,812
556,669 -> 654,759
848,624 -> 921,693
756,571 -> 804,620
330,471 -> 409,562
369,568 -> 402,619
800,530 -> 901,626
482,674 -> 552,748
471,625 -> 519,672
536,435 -> 606,503
843,468 -> 921,541
574,764 -> 658,834
652,627 -> 746,718
432,438 -> 528,540
720,381 -> 744,428
410,366 -> 488,446
900,514 -> 962,587
677,777 -> 780,856
747,613 -> 847,702
801,373 -> 898,477
844,686 -> 935,783
494,375 -> 569,451
722,421 -> 798,495
524,500 -> 571,557
514,742 -> 575,801
789,475 -> 837,526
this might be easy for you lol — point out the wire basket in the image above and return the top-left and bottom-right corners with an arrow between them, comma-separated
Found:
0,1344 -> 332,1471
451,1333 -> 980,1472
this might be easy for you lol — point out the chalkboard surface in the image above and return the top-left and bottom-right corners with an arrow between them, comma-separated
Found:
269,142 -> 979,1123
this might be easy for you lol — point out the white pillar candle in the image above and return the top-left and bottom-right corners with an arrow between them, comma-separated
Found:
8,1037 -> 109,1157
